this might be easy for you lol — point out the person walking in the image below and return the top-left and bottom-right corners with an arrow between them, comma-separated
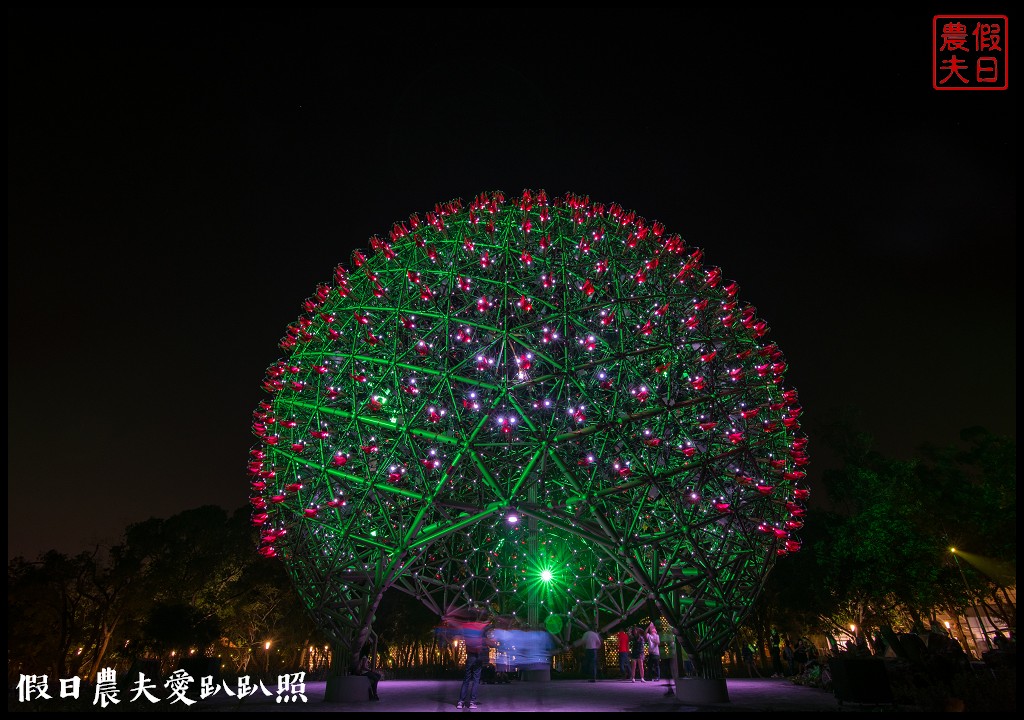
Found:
617,628 -> 631,678
629,627 -> 646,683
646,622 -> 662,681
582,627 -> 602,682
456,620 -> 497,709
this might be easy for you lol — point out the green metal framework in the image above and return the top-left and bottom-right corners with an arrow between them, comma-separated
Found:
248,190 -> 809,677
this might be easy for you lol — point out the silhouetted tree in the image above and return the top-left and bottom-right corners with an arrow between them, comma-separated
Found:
755,419 -> 1015,656
8,551 -> 95,682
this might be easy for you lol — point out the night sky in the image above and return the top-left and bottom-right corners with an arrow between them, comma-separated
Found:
8,8 -> 1015,561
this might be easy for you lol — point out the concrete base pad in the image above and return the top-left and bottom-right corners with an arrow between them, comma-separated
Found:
520,667 -> 552,681
675,677 -> 729,704
324,675 -> 371,702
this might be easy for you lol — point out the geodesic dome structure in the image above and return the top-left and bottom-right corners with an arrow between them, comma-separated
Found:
248,190 -> 809,676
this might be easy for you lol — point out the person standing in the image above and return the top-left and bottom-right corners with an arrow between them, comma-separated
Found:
769,628 -> 784,677
629,627 -> 646,683
646,622 -> 662,681
582,627 -> 602,682
870,629 -> 888,657
792,638 -> 807,676
795,637 -> 815,676
782,638 -> 796,676
456,620 -> 497,709
742,642 -> 762,677
617,628 -> 631,679
679,638 -> 695,678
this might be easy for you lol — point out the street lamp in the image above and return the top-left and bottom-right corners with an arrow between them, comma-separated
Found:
265,641 -> 272,674
951,548 -> 993,651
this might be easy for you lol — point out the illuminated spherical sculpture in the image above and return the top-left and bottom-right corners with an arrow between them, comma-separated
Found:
248,190 -> 809,677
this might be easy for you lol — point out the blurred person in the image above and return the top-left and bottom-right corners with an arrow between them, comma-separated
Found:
680,640 -> 696,677
454,617 -> 497,709
663,626 -> 680,696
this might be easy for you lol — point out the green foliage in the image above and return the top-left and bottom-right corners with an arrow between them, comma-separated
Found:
7,551 -> 96,681
755,420 -> 1015,651
7,505 -> 319,684
815,456 -> 945,620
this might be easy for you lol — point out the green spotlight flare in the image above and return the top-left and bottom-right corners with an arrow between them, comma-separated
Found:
247,190 -> 810,678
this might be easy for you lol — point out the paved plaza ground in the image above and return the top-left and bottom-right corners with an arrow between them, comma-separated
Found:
13,673 -> 942,713
188,676 -> 889,713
